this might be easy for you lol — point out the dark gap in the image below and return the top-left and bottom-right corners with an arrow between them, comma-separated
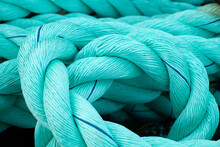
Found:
214,0 -> 220,5
0,57 -> 7,63
0,127 -> 34,146
89,12 -> 97,16
57,10 -> 68,15
26,12 -> 38,18
201,0 -> 220,5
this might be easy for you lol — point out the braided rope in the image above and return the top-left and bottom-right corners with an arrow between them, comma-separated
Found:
0,0 -> 202,21
1,7 -> 219,73
171,0 -> 206,5
0,57 -> 36,131
135,3 -> 220,38
15,14 -> 219,146
0,6 -> 219,134
0,3 -> 219,145
198,3 -> 220,16
4,3 -> 220,38
1,18 -> 219,98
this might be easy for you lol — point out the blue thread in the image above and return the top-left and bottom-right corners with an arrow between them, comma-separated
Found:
162,59 -> 190,86
196,19 -> 220,27
72,114 -> 115,142
86,80 -> 97,100
205,62 -> 215,67
6,35 -> 27,39
37,26 -> 42,42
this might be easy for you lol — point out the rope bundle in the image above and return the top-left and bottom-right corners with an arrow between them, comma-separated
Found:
0,0 -> 207,21
18,21 -> 219,146
0,1 -> 220,146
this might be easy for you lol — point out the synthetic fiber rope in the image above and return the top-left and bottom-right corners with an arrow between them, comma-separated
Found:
17,20 -> 219,146
0,1 -> 220,147
0,0 -> 207,21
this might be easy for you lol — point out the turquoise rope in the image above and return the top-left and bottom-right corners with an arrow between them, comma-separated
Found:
1,9 -> 219,73
0,11 -> 218,112
16,16 -> 219,146
1,21 -> 219,101
0,58 -> 36,131
0,7 -> 217,133
4,7 -> 219,38
0,0 -> 201,21
172,0 -> 206,5
0,4 -> 219,146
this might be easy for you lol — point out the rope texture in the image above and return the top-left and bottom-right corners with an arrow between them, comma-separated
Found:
17,22 -> 219,146
0,2 -> 219,146
0,5 -> 220,133
0,0 -> 206,21
1,6 -> 219,104
16,7 -> 220,147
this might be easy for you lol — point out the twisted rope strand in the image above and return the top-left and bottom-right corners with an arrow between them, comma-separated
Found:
1,11 -> 219,94
0,4 -> 219,145
16,16 -> 219,146
0,0 -> 201,21
0,7 -> 219,133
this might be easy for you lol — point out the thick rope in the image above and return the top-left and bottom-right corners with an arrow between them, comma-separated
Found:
0,6 -> 219,133
1,8 -> 219,73
16,16 -> 219,146
0,58 -> 36,131
0,4 -> 219,145
4,3 -> 220,38
0,0 -> 203,21
1,16 -> 219,104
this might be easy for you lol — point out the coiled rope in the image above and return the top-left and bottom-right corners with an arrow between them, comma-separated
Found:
1,4 -> 220,130
0,2 -> 220,146
16,14 -> 219,147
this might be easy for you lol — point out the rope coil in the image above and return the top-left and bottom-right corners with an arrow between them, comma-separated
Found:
16,18 -> 219,146
0,2 -> 219,146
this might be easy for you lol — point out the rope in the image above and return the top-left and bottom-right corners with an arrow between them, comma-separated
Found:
0,3 -> 219,146
0,0 -> 203,21
0,59 -> 36,131
1,7 -> 219,73
4,3 -> 220,38
0,6 -> 219,134
15,14 -> 219,146
1,19 -> 219,97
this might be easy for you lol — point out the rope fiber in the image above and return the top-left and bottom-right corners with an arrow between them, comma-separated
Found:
0,1 -> 220,146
